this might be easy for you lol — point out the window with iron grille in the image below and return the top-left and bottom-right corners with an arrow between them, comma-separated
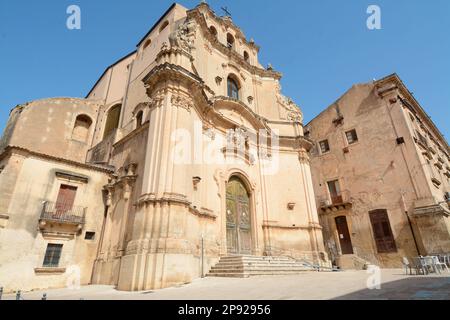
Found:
345,129 -> 358,144
319,139 -> 330,154
43,244 -> 63,268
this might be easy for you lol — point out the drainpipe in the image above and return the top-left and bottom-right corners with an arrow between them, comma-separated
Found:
382,92 -> 423,257
405,210 -> 421,256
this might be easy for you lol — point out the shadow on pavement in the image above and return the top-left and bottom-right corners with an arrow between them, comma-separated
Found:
333,276 -> 450,300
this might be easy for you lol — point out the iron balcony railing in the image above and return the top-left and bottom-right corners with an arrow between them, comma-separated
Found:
40,201 -> 86,225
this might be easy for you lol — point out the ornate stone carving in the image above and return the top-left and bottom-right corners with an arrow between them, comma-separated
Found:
213,169 -> 226,198
298,149 -> 310,164
276,83 -> 303,123
204,43 -> 212,54
168,18 -> 196,53
202,122 -> 216,140
171,94 -> 193,112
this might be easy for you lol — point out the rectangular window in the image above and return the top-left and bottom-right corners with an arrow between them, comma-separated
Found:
327,180 -> 342,204
43,244 -> 63,268
319,140 -> 330,154
369,210 -> 397,253
345,129 -> 358,144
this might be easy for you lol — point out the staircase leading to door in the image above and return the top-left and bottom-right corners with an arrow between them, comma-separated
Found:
207,255 -> 319,278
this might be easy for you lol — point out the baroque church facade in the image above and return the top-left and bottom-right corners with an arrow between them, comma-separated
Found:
0,3 -> 328,292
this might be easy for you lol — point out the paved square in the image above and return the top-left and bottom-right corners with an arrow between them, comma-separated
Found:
3,269 -> 450,300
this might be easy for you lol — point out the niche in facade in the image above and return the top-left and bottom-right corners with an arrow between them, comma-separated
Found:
72,114 -> 92,143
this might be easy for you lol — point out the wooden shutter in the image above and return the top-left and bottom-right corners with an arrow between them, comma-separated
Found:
369,209 -> 397,253
55,185 -> 77,215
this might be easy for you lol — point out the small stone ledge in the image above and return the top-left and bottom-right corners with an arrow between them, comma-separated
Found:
189,206 -> 217,220
34,267 -> 66,275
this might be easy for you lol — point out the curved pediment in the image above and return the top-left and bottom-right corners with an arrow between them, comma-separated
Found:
211,96 -> 269,132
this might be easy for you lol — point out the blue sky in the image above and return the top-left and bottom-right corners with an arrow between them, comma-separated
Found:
0,0 -> 449,140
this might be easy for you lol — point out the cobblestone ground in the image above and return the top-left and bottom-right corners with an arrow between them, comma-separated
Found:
3,269 -> 450,300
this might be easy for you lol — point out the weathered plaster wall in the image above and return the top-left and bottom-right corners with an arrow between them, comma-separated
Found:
0,152 -> 108,293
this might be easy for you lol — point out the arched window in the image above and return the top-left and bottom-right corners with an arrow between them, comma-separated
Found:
143,39 -> 152,50
136,110 -> 143,129
159,20 -> 169,33
72,115 -> 92,143
227,76 -> 240,100
226,33 -> 235,49
243,51 -> 249,63
103,104 -> 121,139
209,26 -> 218,38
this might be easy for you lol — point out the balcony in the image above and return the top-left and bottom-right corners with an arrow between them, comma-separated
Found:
318,190 -> 353,214
39,201 -> 86,237
86,129 -> 118,165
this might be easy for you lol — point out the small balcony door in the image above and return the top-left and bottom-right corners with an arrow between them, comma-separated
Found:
55,185 -> 77,217
327,180 -> 343,204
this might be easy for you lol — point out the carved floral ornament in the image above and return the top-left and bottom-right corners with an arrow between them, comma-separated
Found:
298,149 -> 310,164
275,83 -> 303,123
171,94 -> 193,113
168,18 -> 197,53
103,163 -> 138,204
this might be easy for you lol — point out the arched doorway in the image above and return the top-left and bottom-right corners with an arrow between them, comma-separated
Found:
226,176 -> 252,255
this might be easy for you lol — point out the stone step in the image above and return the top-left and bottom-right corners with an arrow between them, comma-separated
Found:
210,267 -> 311,272
219,256 -> 292,262
207,270 -> 309,277
206,273 -> 250,278
213,261 -> 305,267
207,255 -> 318,278
212,266 -> 310,271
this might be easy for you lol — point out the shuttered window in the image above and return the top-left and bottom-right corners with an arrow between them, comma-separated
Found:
369,210 -> 397,253
345,129 -> 358,144
319,140 -> 330,154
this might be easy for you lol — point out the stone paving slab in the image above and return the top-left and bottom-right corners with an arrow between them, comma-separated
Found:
2,269 -> 450,300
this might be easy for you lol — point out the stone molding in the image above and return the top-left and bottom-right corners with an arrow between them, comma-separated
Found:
34,267 -> 66,275
414,204 -> 450,217
187,5 -> 282,80
0,146 -> 113,174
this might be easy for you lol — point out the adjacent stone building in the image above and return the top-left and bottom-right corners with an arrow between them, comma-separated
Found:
0,3 -> 328,293
307,74 -> 450,269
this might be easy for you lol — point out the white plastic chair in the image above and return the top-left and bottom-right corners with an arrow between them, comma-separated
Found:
432,256 -> 449,274
402,257 -> 413,275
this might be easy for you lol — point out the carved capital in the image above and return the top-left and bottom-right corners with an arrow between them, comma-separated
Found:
171,94 -> 193,112
298,149 -> 310,164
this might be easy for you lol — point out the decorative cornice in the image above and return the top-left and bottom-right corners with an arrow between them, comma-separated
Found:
414,204 -> 450,217
141,63 -> 310,152
376,74 -> 449,155
0,146 -> 113,174
262,223 -> 315,230
191,3 -> 260,52
187,7 -> 282,80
